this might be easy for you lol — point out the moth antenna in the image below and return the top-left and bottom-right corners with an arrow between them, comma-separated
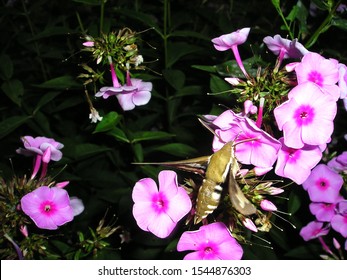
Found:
253,234 -> 272,245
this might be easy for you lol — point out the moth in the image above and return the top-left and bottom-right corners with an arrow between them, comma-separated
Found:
135,138 -> 257,224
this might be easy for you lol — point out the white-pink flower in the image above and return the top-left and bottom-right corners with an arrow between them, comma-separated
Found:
212,110 -> 281,169
132,170 -> 192,238
275,138 -> 322,184
21,186 -> 74,230
116,78 -> 152,111
294,52 -> 340,100
274,82 -> 337,149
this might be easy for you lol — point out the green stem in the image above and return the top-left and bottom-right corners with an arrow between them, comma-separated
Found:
305,0 -> 341,49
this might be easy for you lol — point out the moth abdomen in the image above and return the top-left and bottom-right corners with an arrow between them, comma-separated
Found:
194,179 -> 223,224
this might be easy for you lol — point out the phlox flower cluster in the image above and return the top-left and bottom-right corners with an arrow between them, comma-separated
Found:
131,27 -> 347,260
16,136 -> 84,230
299,155 -> 347,255
80,29 -> 153,120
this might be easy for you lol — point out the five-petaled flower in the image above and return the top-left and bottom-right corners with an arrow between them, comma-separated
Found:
132,170 -> 192,238
274,82 -> 337,149
177,222 -> 243,260
21,186 -> 74,230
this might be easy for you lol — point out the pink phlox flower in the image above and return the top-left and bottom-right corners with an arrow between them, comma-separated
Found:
82,41 -> 94,47
328,151 -> 347,173
242,100 -> 257,115
285,62 -> 300,72
132,170 -> 191,238
20,186 -> 74,230
176,222 -> 243,260
242,218 -> 258,232
95,60 -> 136,99
116,78 -> 152,111
300,221 -> 330,241
211,28 -> 250,78
331,201 -> 347,238
302,164 -> 343,203
263,35 -> 309,62
225,77 -> 242,86
212,110 -> 281,169
309,202 -> 338,222
211,27 -> 250,51
274,82 -> 337,149
260,199 -> 277,212
294,52 -> 340,100
16,136 -> 64,161
275,138 -> 322,185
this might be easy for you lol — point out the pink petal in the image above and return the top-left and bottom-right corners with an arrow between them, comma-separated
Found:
132,90 -> 151,106
132,178 -> 158,204
30,212 -> 58,230
331,215 -> 347,237
50,206 -> 74,226
147,212 -> 177,238
158,170 -> 178,197
132,201 -> 158,232
165,187 -> 192,222
116,92 -> 135,111
177,229 -> 205,252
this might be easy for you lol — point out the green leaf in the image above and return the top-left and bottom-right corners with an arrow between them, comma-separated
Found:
331,17 -> 347,32
169,30 -> 211,41
106,127 -> 130,143
209,74 -> 230,94
162,69 -> 185,90
0,115 -> 31,139
34,75 -> 81,90
1,79 -> 24,106
34,91 -> 62,114
131,131 -> 175,143
167,42 -> 203,68
133,143 -> 144,162
73,143 -> 112,160
0,54 -> 13,80
192,64 -> 217,74
93,111 -> 121,133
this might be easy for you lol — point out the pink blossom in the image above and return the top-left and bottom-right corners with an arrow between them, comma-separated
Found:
116,78 -> 152,111
294,52 -> 340,100
177,222 -> 243,260
309,202 -> 337,222
275,138 -> 322,184
274,82 -> 337,149
95,61 -> 135,99
299,221 -> 330,241
212,110 -> 281,169
211,28 -> 250,78
328,151 -> 347,173
132,170 -> 191,238
331,215 -> 347,238
242,218 -> 258,232
16,136 -> 64,179
263,35 -> 308,69
21,186 -> 74,230
16,136 -> 64,161
260,199 -> 277,212
82,41 -> 94,47
302,164 -> 343,203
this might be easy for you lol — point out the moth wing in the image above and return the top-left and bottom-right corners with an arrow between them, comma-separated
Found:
228,158 -> 257,215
